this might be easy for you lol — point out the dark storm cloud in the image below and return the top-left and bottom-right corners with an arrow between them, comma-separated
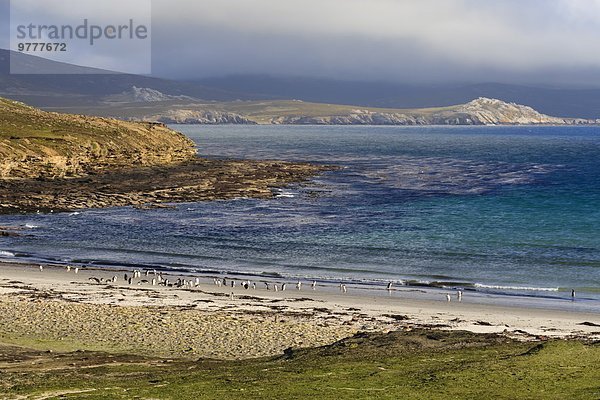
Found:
3,0 -> 600,84
147,0 -> 600,84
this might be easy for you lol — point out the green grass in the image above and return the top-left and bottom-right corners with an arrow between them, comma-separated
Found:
0,97 -> 195,179
0,98 -> 112,139
2,330 -> 599,399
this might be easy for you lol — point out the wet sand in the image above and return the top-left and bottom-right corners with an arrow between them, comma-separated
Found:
0,262 -> 598,360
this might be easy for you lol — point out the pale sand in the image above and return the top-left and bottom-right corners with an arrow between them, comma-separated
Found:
0,262 -> 598,360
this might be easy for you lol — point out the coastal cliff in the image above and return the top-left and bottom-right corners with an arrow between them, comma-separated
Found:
0,97 -> 196,180
270,98 -> 596,126
145,109 -> 257,125
36,87 -> 599,126
452,98 -> 587,125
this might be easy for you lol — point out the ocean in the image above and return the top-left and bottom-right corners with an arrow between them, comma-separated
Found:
1,125 -> 599,307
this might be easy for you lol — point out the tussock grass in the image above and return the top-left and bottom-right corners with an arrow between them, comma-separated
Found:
2,330 -> 599,399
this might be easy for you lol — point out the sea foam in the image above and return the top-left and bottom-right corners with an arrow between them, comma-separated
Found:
475,283 -> 559,292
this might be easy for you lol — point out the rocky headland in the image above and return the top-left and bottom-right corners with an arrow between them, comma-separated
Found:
270,98 -> 598,126
0,98 -> 328,213
118,94 -> 598,126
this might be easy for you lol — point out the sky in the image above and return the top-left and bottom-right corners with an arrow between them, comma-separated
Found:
2,0 -> 600,85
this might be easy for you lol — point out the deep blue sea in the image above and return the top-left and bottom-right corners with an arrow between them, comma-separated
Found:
1,125 -> 599,304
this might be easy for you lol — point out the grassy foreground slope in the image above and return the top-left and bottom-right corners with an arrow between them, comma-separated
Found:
0,97 -> 196,179
1,330 -> 599,399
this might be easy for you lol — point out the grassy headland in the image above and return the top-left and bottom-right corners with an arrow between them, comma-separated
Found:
0,97 -> 196,179
0,97 -> 330,213
44,97 -> 597,125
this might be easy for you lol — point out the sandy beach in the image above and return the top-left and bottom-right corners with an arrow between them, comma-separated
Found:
0,261 -> 598,361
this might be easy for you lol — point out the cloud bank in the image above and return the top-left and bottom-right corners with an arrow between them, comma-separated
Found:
3,0 -> 600,85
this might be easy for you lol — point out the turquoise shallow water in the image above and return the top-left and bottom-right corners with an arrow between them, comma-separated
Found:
1,125 -> 599,304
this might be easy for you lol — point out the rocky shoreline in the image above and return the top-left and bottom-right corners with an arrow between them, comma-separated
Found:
146,109 -> 257,125
0,157 -> 332,214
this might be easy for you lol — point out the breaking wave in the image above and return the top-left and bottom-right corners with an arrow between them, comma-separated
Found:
474,283 -> 559,292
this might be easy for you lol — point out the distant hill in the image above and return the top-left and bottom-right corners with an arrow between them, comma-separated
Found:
2,50 -> 599,120
39,95 -> 597,126
198,75 -> 600,119
104,86 -> 198,103
266,97 -> 595,126
0,50 -> 268,107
